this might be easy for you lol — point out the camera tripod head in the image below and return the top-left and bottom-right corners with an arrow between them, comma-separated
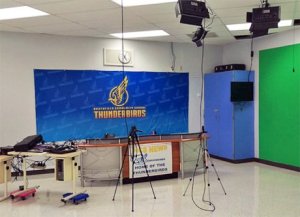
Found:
129,126 -> 143,136
128,126 -> 143,143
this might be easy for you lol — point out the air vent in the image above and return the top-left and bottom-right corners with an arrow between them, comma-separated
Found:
187,32 -> 218,39
294,19 -> 300,26
234,35 -> 252,40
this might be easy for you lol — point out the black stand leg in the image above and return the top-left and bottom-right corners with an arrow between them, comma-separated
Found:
183,177 -> 192,196
206,152 -> 227,195
202,152 -> 212,205
131,141 -> 135,212
201,138 -> 227,205
112,126 -> 156,212
182,141 -> 203,196
112,144 -> 129,201
136,142 -> 156,199
182,132 -> 227,210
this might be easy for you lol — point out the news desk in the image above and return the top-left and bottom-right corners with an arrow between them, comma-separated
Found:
78,133 -> 204,186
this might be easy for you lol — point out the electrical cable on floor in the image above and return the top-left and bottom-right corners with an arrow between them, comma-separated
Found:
189,16 -> 215,211
248,36 -> 254,82
190,136 -> 215,212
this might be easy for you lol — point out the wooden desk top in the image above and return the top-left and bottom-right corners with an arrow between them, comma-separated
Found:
47,150 -> 84,158
7,150 -> 84,158
7,151 -> 47,157
78,138 -> 202,148
0,155 -> 13,162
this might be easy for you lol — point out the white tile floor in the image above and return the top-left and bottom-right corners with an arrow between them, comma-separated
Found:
0,160 -> 300,217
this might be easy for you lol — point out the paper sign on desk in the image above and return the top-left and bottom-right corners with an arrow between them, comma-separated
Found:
129,142 -> 172,178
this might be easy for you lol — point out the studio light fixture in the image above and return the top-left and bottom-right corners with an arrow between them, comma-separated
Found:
246,0 -> 281,37
227,20 -> 293,31
192,26 -> 207,47
175,0 -> 209,26
0,6 -> 49,21
111,0 -> 177,7
110,30 -> 169,39
174,0 -> 209,47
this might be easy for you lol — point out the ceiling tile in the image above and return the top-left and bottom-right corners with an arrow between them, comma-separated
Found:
0,15 -> 66,27
58,8 -> 146,25
15,0 -> 74,4
214,6 -> 253,18
207,0 -> 259,9
48,28 -> 107,38
31,0 -> 118,14
0,23 -> 26,32
0,0 -> 22,9
127,2 -> 177,16
23,21 -> 86,33
0,0 -> 298,45
88,22 -> 159,34
139,13 -> 177,24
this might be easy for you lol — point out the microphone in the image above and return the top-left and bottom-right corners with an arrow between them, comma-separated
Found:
202,126 -> 207,133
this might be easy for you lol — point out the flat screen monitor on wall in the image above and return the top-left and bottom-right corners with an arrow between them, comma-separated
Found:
231,82 -> 254,102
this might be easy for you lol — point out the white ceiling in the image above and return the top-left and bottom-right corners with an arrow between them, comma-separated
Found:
0,0 -> 299,45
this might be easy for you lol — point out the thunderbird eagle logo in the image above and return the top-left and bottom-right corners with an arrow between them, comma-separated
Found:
108,76 -> 129,107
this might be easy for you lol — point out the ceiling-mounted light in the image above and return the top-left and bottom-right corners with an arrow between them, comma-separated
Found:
246,1 -> 281,37
192,26 -> 207,47
226,20 -> 293,31
175,0 -> 209,26
0,6 -> 49,21
110,30 -> 169,39
111,0 -> 177,7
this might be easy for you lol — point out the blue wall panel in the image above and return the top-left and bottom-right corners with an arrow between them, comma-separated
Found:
234,103 -> 254,159
204,72 -> 233,159
204,70 -> 254,160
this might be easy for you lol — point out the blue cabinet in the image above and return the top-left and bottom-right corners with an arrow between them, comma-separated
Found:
204,70 -> 254,160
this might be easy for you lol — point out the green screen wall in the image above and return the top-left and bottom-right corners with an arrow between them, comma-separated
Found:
259,43 -> 300,168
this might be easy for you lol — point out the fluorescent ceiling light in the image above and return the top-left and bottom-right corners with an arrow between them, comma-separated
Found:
110,30 -> 169,39
111,0 -> 177,7
0,6 -> 48,21
278,19 -> 293,27
226,23 -> 251,31
226,20 -> 293,31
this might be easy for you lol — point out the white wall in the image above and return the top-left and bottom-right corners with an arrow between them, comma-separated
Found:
0,31 -> 223,146
222,28 -> 300,158
175,43 -> 223,132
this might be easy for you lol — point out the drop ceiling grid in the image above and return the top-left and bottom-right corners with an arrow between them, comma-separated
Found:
0,0 -> 298,45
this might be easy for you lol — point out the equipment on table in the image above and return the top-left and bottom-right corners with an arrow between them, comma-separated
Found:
14,135 -> 43,152
0,146 -> 14,155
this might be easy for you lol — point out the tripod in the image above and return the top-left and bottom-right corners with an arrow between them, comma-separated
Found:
112,126 -> 156,212
183,132 -> 226,211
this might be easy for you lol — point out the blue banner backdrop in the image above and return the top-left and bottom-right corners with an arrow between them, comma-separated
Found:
34,69 -> 189,141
